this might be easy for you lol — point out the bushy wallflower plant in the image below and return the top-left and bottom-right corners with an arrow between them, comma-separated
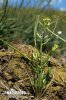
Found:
29,15 -> 66,96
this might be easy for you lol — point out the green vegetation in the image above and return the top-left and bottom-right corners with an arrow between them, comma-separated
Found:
1,14 -> 66,96
0,7 -> 66,52
29,15 -> 66,96
0,1 -> 66,45
0,0 -> 66,98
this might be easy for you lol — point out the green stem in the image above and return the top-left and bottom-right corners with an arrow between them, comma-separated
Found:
40,38 -> 42,64
34,15 -> 39,47
46,27 -> 66,43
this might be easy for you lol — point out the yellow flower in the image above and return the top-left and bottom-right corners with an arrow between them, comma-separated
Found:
43,17 -> 51,27
52,44 -> 59,51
